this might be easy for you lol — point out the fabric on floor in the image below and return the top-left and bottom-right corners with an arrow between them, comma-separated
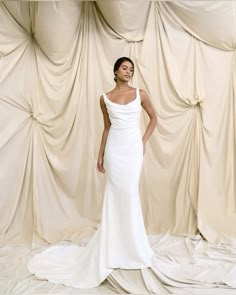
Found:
2,235 -> 236,294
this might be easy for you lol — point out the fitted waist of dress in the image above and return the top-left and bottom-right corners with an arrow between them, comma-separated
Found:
108,125 -> 142,141
110,123 -> 140,130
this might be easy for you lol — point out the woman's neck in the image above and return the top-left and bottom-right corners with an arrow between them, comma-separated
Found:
115,82 -> 130,92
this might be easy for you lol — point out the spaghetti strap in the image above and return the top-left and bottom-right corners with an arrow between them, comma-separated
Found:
136,88 -> 140,102
102,93 -> 107,101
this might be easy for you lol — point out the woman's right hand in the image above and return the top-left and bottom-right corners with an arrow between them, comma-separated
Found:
97,156 -> 105,173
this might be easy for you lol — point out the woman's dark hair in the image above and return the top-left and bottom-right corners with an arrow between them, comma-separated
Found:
113,57 -> 134,82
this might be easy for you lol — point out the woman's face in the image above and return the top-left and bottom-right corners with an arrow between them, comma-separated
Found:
115,61 -> 134,82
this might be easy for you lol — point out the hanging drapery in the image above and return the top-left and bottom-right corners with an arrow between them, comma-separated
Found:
1,1 -> 236,294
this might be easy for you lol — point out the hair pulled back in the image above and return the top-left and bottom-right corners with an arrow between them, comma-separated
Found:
113,57 -> 134,83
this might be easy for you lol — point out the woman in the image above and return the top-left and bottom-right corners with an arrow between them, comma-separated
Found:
27,57 -> 157,289
97,57 -> 157,172
97,56 -> 157,269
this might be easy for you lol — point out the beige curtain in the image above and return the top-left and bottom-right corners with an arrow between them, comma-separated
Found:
1,1 -> 236,293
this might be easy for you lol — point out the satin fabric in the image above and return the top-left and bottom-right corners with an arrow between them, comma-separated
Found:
27,88 -> 153,288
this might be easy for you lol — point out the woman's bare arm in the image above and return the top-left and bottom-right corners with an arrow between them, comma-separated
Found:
140,89 -> 157,154
97,96 -> 111,173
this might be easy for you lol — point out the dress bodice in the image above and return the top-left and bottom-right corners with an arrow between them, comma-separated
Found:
103,88 -> 141,130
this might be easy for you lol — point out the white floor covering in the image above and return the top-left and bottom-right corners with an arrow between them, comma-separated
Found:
2,234 -> 236,295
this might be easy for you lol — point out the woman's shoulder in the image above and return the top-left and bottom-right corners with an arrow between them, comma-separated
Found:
138,88 -> 147,94
138,88 -> 150,98
137,89 -> 150,105
99,94 -> 106,106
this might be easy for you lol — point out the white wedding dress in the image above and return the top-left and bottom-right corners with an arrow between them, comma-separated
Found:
27,88 -> 153,288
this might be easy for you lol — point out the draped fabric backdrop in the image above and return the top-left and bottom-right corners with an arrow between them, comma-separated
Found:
1,1 -> 236,294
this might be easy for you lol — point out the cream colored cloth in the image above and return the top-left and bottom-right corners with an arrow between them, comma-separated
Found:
3,235 -> 236,294
1,0 -> 236,293
1,0 -> 236,247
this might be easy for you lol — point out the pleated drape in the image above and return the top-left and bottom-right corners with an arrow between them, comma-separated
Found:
1,0 -> 236,248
